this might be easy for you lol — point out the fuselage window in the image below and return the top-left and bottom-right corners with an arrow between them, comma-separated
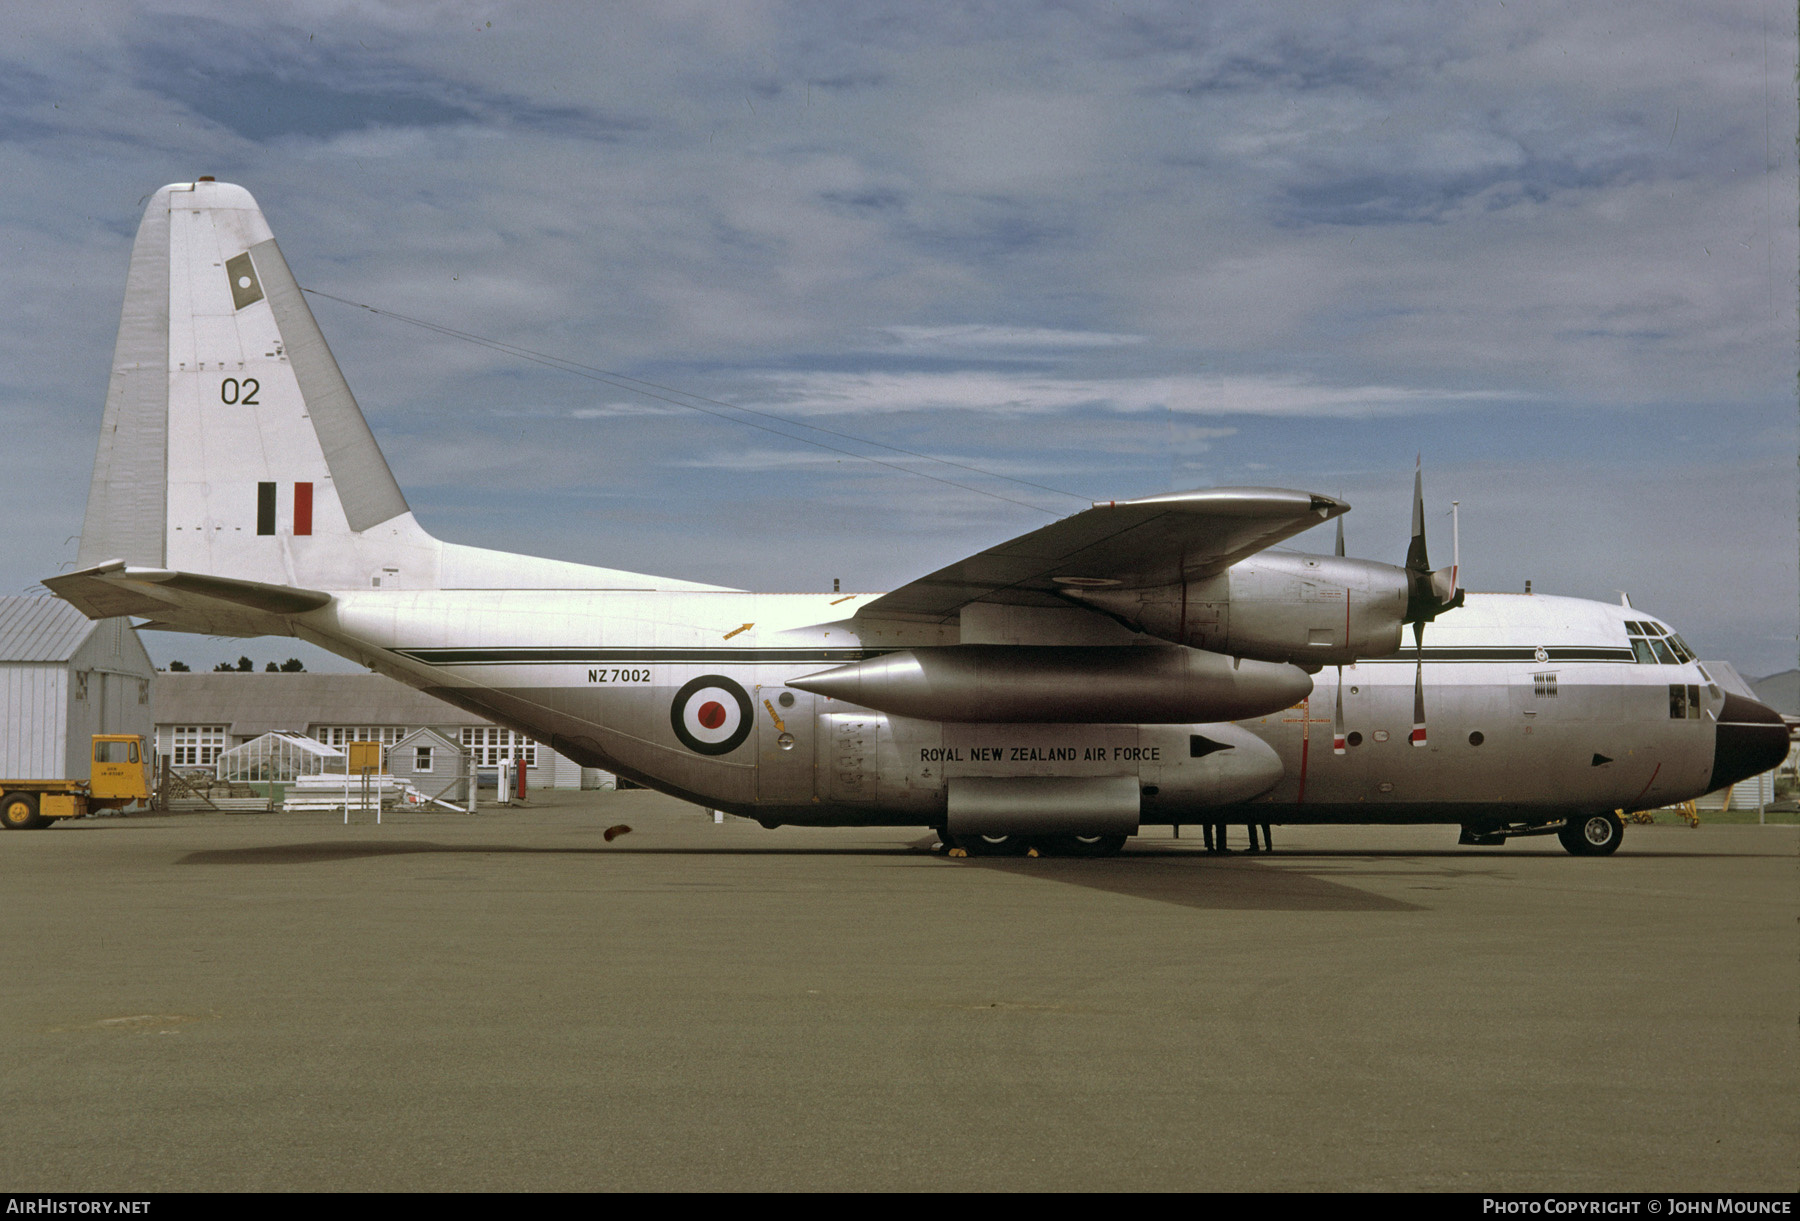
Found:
1668,684 -> 1701,719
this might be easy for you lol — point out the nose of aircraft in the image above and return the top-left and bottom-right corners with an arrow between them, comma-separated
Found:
1708,693 -> 1792,793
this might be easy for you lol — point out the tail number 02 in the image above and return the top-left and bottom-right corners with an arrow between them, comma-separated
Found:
221,378 -> 260,405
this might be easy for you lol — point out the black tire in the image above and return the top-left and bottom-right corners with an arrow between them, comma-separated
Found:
964,832 -> 1028,856
1,792 -> 47,831
1054,833 -> 1127,858
1560,812 -> 1624,856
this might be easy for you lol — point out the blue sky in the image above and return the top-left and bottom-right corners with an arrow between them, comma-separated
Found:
3,2 -> 1795,675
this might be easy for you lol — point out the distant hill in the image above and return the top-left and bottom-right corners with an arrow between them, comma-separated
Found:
1752,669 -> 1798,717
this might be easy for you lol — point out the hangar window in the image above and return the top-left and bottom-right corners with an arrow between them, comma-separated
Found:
462,726 -> 538,768
169,725 -> 227,767
414,746 -> 434,772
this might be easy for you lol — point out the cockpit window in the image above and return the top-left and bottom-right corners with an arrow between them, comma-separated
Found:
1625,620 -> 1686,664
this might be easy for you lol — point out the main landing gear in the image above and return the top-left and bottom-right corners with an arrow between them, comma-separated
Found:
938,830 -> 1128,858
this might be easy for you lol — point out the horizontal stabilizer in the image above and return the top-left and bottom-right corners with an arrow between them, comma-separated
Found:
44,562 -> 331,638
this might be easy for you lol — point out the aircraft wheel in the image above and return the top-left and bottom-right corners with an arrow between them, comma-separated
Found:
965,832 -> 1028,856
1055,833 -> 1127,858
1560,812 -> 1624,856
1,792 -> 47,831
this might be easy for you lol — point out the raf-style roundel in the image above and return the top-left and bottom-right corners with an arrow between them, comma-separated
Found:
670,675 -> 754,756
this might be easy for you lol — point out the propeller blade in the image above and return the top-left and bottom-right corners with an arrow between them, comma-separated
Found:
1405,457 -> 1430,575
1410,620 -> 1428,747
1403,460 -> 1464,625
1333,665 -> 1347,754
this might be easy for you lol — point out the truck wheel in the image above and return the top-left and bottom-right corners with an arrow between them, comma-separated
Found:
1559,812 -> 1624,856
1,792 -> 47,830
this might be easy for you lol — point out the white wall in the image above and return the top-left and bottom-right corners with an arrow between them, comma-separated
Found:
0,664 -> 68,778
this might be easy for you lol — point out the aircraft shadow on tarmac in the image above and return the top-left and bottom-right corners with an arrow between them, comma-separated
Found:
952,854 -> 1426,912
174,840 -> 1425,913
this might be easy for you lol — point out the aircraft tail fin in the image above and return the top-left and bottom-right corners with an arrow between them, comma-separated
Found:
73,180 -> 427,591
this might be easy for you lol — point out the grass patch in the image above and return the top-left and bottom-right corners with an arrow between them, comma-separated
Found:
1635,808 -> 1800,826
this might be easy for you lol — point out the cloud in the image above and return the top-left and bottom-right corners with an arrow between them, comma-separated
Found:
875,325 -> 1147,351
0,1 -> 1791,674
738,369 -> 1519,418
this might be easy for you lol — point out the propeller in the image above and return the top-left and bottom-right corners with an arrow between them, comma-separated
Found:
1401,460 -> 1465,747
1332,669 -> 1348,755
1333,516 -> 1348,754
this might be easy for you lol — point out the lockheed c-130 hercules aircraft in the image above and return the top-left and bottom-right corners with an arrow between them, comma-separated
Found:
39,181 -> 1790,854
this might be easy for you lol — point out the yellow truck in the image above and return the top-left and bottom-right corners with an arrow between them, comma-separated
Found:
1,735 -> 154,830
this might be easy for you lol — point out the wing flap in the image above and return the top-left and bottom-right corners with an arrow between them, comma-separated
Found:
858,487 -> 1346,622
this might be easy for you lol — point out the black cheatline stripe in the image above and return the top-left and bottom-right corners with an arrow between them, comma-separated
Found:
1359,646 -> 1638,663
393,647 -> 898,666
396,644 -> 1638,667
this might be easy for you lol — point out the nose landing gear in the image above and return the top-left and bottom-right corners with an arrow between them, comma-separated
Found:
1558,811 -> 1624,856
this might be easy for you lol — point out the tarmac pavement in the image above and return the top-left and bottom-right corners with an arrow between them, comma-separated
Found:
2,790 -> 1794,1192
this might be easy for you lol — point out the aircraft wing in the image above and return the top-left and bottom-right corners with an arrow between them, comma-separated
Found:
857,487 -> 1348,622
43,561 -> 332,637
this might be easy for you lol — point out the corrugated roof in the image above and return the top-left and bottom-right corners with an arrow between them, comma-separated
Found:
153,672 -> 490,737
0,596 -> 98,662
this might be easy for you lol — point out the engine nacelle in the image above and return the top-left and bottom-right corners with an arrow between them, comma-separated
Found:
790,644 -> 1311,724
1065,553 -> 1409,667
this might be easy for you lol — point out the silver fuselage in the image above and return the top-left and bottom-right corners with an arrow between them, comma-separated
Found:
291,587 -> 1739,828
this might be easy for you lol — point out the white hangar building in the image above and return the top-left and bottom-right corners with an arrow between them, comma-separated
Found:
152,671 -> 609,790
0,596 -> 156,781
